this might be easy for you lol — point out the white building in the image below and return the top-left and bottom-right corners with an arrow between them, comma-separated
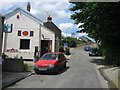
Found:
3,8 -> 55,59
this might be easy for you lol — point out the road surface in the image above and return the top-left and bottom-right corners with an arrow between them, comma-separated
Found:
6,47 -> 108,88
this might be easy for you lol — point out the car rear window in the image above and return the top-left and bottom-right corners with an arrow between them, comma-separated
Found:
91,48 -> 98,51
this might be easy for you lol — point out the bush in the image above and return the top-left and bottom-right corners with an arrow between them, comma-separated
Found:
104,48 -> 120,66
65,47 -> 71,55
70,41 -> 77,47
59,45 -> 65,52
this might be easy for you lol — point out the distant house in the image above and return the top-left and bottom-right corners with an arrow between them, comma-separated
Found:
44,15 -> 61,52
0,14 -> 4,56
3,8 -> 55,59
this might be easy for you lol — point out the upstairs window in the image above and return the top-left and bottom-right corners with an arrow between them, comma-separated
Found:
30,31 -> 34,36
18,31 -> 21,36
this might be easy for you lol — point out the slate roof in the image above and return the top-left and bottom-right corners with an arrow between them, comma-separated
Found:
44,22 -> 61,38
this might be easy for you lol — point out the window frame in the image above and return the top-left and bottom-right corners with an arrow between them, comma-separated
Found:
20,39 -> 30,50
18,30 -> 21,36
30,31 -> 34,36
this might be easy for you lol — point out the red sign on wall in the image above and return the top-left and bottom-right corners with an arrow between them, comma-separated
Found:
22,31 -> 29,36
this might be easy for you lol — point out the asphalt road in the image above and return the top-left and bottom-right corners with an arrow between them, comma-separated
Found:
6,47 -> 109,88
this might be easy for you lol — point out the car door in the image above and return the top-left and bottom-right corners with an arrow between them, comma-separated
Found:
59,54 -> 66,68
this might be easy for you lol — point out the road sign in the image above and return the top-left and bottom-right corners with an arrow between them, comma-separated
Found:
64,43 -> 68,47
4,24 -> 13,33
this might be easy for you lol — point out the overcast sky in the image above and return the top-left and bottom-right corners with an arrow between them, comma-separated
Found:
0,0 -> 88,37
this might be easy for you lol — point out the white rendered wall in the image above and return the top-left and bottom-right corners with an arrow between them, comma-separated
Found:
4,11 -> 55,59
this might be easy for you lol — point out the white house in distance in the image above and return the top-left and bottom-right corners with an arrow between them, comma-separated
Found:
3,7 -> 56,59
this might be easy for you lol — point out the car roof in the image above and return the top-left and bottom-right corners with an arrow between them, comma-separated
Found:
46,52 -> 62,55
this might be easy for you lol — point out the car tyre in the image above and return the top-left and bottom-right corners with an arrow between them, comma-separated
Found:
89,53 -> 91,56
34,70 -> 39,74
64,62 -> 67,68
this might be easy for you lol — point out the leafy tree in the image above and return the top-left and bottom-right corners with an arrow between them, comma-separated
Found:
70,2 -> 120,66
67,37 -> 77,47
60,35 -> 79,48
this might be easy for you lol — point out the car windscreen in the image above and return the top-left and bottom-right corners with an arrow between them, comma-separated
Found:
40,54 -> 58,60
90,48 -> 98,51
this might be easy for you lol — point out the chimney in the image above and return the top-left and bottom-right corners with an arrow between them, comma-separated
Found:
27,2 -> 31,12
47,15 -> 52,22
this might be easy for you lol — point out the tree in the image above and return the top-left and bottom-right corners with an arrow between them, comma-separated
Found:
60,35 -> 79,48
71,32 -> 76,37
69,2 -> 120,65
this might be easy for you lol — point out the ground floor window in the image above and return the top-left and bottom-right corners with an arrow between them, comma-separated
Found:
20,39 -> 30,49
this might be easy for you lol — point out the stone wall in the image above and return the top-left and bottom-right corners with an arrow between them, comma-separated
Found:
2,58 -> 25,72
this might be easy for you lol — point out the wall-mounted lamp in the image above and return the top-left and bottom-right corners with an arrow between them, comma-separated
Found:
42,34 -> 44,39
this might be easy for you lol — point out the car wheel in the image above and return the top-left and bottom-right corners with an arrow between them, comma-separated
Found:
34,70 -> 39,74
89,53 -> 91,56
64,62 -> 67,68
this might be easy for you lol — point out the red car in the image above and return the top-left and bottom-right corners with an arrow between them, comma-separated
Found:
34,52 -> 67,74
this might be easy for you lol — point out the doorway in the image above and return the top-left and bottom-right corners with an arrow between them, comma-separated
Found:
41,40 -> 52,56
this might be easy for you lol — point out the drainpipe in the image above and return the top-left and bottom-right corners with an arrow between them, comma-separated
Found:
0,16 -> 4,56
0,16 -> 5,56
39,24 -> 41,57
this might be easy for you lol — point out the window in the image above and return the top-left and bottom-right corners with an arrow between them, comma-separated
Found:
18,31 -> 21,36
30,31 -> 34,36
20,39 -> 30,49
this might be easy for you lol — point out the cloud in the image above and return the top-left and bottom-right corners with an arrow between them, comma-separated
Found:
30,1 -> 70,21
62,32 -> 88,38
62,32 -> 72,37
0,2 -> 28,14
0,2 -> 15,14
29,1 -> 70,21
76,23 -> 84,28
59,23 -> 74,30
0,0 -> 70,21
77,33 -> 88,37
0,0 -> 69,2
55,11 -> 69,20
68,12 -> 73,19
0,0 -> 77,38
62,32 -> 66,37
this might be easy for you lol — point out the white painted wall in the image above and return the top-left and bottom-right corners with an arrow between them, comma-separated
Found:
4,11 -> 55,59
41,26 -> 55,52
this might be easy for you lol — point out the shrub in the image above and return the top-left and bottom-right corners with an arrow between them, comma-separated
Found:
59,45 -> 65,52
65,47 -> 71,55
